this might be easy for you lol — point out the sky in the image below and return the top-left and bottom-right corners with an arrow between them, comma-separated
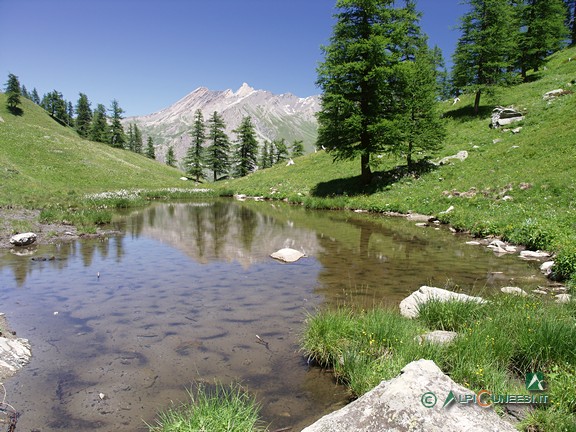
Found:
0,0 -> 469,117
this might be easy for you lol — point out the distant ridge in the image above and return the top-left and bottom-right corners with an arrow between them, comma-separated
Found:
124,83 -> 320,162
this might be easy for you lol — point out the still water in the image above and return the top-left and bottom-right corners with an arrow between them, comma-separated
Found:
0,200 -> 549,431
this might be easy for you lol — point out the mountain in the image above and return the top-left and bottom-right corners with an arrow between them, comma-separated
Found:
124,83 -> 320,163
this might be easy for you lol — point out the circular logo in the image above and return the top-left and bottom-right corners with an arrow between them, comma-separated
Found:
421,391 -> 437,408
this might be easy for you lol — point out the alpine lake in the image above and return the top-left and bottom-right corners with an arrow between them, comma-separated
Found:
0,199 -> 552,431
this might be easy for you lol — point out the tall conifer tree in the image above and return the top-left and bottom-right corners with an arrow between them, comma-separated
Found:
206,111 -> 231,181
75,93 -> 92,138
4,73 -> 22,112
90,104 -> 108,143
452,0 -> 518,115
145,136 -> 156,159
233,116 -> 259,178
108,99 -> 126,148
184,109 -> 207,182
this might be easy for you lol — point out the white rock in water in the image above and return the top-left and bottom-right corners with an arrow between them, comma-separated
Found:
270,248 -> 305,263
500,286 -> 528,296
520,250 -> 550,259
10,232 -> 37,246
400,286 -> 486,319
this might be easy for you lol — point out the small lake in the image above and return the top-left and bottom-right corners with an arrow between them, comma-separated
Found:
0,199 -> 550,431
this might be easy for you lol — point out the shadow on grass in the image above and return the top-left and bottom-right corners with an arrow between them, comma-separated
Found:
311,160 -> 437,197
442,105 -> 493,121
7,106 -> 23,116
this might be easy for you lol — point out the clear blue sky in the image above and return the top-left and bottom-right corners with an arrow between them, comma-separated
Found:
0,0 -> 468,116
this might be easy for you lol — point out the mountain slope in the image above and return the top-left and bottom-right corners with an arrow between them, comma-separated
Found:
0,94 -> 188,206
124,83 -> 320,162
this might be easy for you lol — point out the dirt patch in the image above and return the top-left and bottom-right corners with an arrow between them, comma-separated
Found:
0,206 -> 119,249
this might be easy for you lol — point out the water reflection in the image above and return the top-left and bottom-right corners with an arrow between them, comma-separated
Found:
0,199 -> 549,431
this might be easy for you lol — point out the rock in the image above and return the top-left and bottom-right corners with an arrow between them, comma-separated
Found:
399,286 -> 486,319
511,127 -> 522,134
301,359 -> 516,432
532,290 -> 548,295
415,330 -> 458,345
492,138 -> 503,144
555,294 -> 572,304
270,248 -> 305,263
540,261 -> 554,275
543,89 -> 565,100
0,115 -> 4,122
500,287 -> 528,296
439,205 -> 454,215
466,241 -> 482,245
179,176 -> 188,181
233,194 -> 247,201
520,250 -> 550,259
286,158 -> 295,166
9,232 -> 37,246
491,106 -> 524,128
487,239 -> 513,254
406,213 -> 433,222
437,151 -> 468,165
0,337 -> 32,374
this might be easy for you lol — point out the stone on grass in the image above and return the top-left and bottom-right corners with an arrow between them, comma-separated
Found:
399,286 -> 486,319
270,248 -> 305,263
520,250 -> 550,259
540,261 -> 554,275
301,359 -> 516,432
500,286 -> 528,296
415,330 -> 458,345
555,294 -> 572,304
9,232 -> 37,247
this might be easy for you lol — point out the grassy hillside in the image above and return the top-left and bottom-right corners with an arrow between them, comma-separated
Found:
220,46 -> 576,282
0,94 -> 193,206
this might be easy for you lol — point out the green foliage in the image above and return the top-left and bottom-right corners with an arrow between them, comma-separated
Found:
145,136 -> 156,159
165,146 -> 177,167
75,93 -> 92,138
147,382 -> 265,432
206,111 -> 231,181
89,103 -> 108,143
416,298 -> 487,332
452,0 -> 519,114
291,139 -> 305,158
4,73 -> 22,113
518,0 -> 569,78
183,109 -> 206,182
232,116 -> 259,177
317,0 -> 442,182
108,99 -> 126,148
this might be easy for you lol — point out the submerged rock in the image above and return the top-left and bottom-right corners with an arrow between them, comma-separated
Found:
0,337 -> 31,376
301,359 -> 517,432
270,248 -> 305,263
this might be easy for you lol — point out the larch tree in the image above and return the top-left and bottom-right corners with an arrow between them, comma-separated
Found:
233,116 -> 259,178
90,104 -> 108,143
206,111 -> 231,181
316,0 -> 429,184
184,109 -> 207,182
272,138 -> 289,164
452,0 -> 519,115
165,146 -> 177,167
31,88 -> 40,105
108,99 -> 126,148
518,0 -> 569,79
75,93 -> 92,138
260,141 -> 271,169
4,73 -> 22,113
133,124 -> 143,153
291,140 -> 305,158
145,136 -> 156,159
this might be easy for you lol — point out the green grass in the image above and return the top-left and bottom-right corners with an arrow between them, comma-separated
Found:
218,46 -> 576,282
301,295 -> 576,430
0,96 -> 216,230
147,382 -> 266,432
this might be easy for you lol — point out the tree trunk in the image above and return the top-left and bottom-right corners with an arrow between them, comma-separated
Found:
361,153 -> 372,184
474,89 -> 482,116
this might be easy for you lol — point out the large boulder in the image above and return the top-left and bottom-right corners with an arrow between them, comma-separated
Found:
0,337 -> 32,375
301,359 -> 516,432
399,286 -> 486,319
490,106 -> 524,128
9,232 -> 37,246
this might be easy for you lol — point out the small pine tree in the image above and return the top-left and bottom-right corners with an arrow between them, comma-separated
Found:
4,73 -> 22,113
260,141 -> 271,168
75,93 -> 92,138
31,88 -> 40,105
108,99 -> 126,148
183,109 -> 206,182
90,104 -> 109,143
166,146 -> 177,167
272,138 -> 289,165
21,85 -> 29,99
233,116 -> 259,177
133,124 -> 143,153
291,140 -> 305,158
145,136 -> 156,159
206,111 -> 231,181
